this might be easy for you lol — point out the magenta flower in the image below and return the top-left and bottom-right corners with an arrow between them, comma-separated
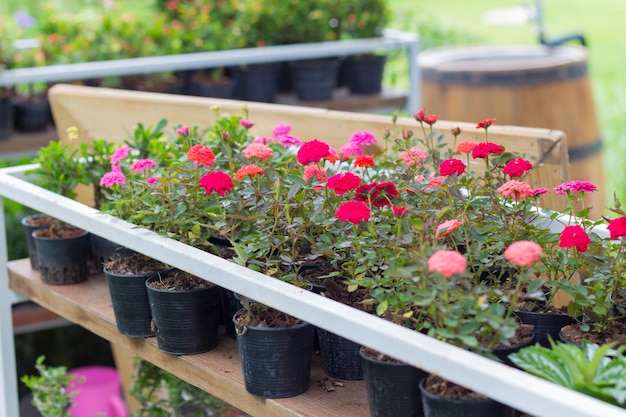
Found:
176,126 -> 189,137
278,134 -> 303,147
240,120 -> 254,128
339,141 -> 364,157
110,145 -> 132,166
199,171 -> 234,197
349,131 -> 376,147
554,180 -> 598,195
100,171 -> 126,188
272,123 -> 291,137
130,159 -> 156,172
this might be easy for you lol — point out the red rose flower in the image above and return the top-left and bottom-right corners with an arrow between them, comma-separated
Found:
355,181 -> 399,208
451,127 -> 461,137
423,114 -> 439,125
199,171 -> 234,197
503,158 -> 533,178
439,158 -> 467,176
335,200 -> 371,224
559,225 -> 592,252
187,144 -> 216,166
392,206 -> 408,217
608,216 -> 626,239
471,142 -> 504,159
326,172 -> 362,195
297,139 -> 330,165
413,109 -> 425,122
476,118 -> 495,129
354,155 -> 375,168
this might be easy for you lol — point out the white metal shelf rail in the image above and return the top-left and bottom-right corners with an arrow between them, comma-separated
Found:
1,164 -> 624,417
1,29 -> 420,114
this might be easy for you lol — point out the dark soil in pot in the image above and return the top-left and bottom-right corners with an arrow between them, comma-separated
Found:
560,321 -> 626,347
33,224 -> 90,285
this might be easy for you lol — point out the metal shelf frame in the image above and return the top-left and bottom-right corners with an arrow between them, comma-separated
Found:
1,29 -> 421,114
1,163 -> 624,417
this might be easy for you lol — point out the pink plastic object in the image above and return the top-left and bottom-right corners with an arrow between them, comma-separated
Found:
67,366 -> 128,417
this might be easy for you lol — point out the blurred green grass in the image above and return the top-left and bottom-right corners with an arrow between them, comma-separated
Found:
388,0 -> 626,208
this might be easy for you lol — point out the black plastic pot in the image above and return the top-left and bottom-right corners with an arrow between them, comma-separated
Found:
146,273 -> 221,355
32,227 -> 90,285
105,266 -> 170,337
342,54 -> 387,95
89,234 -> 132,274
420,377 -> 515,417
491,334 -> 537,367
360,347 -> 427,417
21,214 -> 56,270
14,100 -> 50,132
0,97 -> 14,139
289,58 -> 340,101
231,63 -> 281,103
221,289 -> 243,340
317,328 -> 363,380
514,310 -> 575,347
234,309 -> 314,398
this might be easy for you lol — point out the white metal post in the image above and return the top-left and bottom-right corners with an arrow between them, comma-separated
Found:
0,196 -> 24,417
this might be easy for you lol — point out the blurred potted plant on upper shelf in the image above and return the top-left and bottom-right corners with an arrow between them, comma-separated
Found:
0,15 -> 17,139
339,0 -> 392,95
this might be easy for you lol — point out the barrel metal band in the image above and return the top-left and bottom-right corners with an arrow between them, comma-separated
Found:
568,137 -> 602,161
422,62 -> 588,86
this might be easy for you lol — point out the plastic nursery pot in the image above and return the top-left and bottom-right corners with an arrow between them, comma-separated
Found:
360,347 -> 427,417
491,333 -> 537,367
21,214 -> 56,270
146,273 -> 222,355
342,54 -> 387,95
32,227 -> 90,285
104,266 -> 170,337
514,310 -> 575,347
221,289 -> 243,340
289,58 -> 340,101
89,234 -> 132,275
419,376 -> 515,417
233,309 -> 315,398
317,328 -> 363,380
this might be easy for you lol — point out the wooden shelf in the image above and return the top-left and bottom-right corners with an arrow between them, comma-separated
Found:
7,258 -> 370,417
0,128 -> 57,158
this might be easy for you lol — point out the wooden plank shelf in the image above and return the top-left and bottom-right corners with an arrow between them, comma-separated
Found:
0,129 -> 57,159
7,258 -> 370,417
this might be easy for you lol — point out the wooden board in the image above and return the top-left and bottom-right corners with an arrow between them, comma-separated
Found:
8,259 -> 370,417
49,84 -> 570,212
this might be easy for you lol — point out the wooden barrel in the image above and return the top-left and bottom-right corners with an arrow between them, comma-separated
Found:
419,45 -> 604,218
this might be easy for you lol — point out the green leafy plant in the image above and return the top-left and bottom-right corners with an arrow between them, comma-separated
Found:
509,339 -> 626,408
21,355 -> 79,417
129,358 -> 228,417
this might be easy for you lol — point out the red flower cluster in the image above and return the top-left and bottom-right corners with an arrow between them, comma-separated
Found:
608,216 -> 626,239
355,181 -> 399,208
199,171 -> 234,197
335,200 -> 371,224
559,225 -> 592,252
354,155 -> 375,168
476,118 -> 495,129
439,158 -> 467,177
235,165 -> 264,180
297,139 -> 330,165
326,172 -> 362,195
187,144 -> 216,166
471,142 -> 504,159
503,158 -> 533,178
